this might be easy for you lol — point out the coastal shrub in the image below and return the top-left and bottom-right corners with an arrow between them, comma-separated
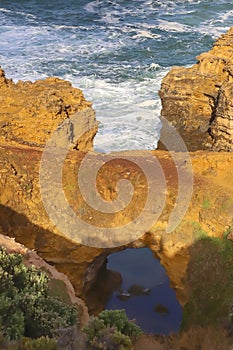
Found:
0,333 -> 58,350
182,236 -> 233,330
0,247 -> 78,341
83,309 -> 142,350
166,326 -> 233,350
17,336 -> 57,350
98,310 -> 142,341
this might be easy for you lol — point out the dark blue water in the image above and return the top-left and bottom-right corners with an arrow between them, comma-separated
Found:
105,248 -> 182,335
1,1 -> 233,151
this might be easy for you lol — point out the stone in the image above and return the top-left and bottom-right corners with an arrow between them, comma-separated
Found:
1,69 -> 233,311
154,303 -> 169,314
128,284 -> 151,296
0,67 -> 98,150
158,26 -> 233,151
1,143 -> 233,306
117,290 -> 131,300
211,81 -> 233,151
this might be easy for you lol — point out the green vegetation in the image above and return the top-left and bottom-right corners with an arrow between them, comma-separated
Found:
222,221 -> 233,239
0,333 -> 57,350
0,247 -> 78,341
0,248 -> 144,349
191,221 -> 208,240
83,309 -> 142,350
182,236 -> 233,330
1,234 -> 232,349
202,196 -> 211,209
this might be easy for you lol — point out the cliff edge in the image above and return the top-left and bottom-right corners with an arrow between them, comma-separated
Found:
159,26 -> 233,151
0,68 -> 98,150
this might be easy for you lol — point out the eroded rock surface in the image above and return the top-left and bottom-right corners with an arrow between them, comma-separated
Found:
0,68 -> 98,150
1,67 -> 233,311
1,143 -> 233,305
211,81 -> 233,150
159,26 -> 233,151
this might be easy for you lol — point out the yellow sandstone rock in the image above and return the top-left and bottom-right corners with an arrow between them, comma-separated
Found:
1,33 -> 233,313
159,26 -> 233,151
0,67 -> 98,150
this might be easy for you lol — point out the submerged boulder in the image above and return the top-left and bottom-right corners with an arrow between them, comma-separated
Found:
128,284 -> 151,296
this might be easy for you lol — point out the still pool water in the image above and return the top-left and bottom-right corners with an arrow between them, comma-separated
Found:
87,247 -> 183,335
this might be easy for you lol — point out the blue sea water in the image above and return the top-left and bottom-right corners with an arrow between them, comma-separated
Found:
1,0 -> 233,152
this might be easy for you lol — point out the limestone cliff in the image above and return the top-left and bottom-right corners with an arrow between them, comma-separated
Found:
1,68 -> 233,310
1,142 -> 233,305
159,26 -> 233,151
0,68 -> 98,150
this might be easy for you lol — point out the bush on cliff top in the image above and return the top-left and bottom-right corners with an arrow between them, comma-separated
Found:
0,333 -> 58,350
83,309 -> 142,350
0,247 -> 78,341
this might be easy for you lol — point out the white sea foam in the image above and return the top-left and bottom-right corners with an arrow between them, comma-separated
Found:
148,63 -> 161,71
1,0 -> 233,153
217,10 -> 233,22
157,19 -> 192,33
0,8 -> 12,13
196,22 -> 231,38
0,7 -> 37,20
100,12 -> 121,24
137,100 -> 158,107
195,9 -> 233,38
84,1 -> 97,13
66,69 -> 168,152
132,30 -> 160,39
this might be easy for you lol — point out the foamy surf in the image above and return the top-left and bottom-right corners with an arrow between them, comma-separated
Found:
1,0 -> 233,152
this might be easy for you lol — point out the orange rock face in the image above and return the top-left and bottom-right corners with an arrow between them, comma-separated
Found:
1,142 -> 233,305
1,64 -> 233,310
211,81 -> 233,150
0,68 -> 98,150
159,26 -> 233,151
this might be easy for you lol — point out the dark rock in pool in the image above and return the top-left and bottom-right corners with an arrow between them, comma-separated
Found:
128,284 -> 151,296
154,304 -> 169,315
117,290 -> 131,300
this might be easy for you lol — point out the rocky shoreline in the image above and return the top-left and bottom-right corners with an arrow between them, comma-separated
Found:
0,26 -> 233,348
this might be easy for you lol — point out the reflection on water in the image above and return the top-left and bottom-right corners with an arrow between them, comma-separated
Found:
85,248 -> 182,335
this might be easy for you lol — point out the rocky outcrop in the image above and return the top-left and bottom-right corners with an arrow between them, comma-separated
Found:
158,26 -> 233,151
0,68 -> 98,150
0,68 -> 102,298
211,81 -> 233,150
1,141 -> 233,305
1,68 -> 233,311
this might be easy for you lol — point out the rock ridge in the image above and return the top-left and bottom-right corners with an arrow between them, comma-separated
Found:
159,26 -> 233,151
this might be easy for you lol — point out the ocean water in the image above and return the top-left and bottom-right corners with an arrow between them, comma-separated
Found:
1,0 -> 233,152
